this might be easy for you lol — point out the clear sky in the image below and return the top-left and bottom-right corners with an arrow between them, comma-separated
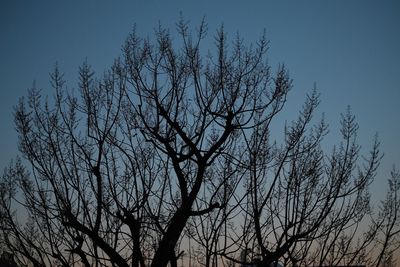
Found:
0,1 -> 399,199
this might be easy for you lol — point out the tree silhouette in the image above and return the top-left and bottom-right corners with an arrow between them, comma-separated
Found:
0,19 -> 399,267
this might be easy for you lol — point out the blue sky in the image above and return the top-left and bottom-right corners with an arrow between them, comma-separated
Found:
0,1 -> 399,199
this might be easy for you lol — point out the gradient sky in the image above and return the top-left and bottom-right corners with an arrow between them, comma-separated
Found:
0,1 -> 399,200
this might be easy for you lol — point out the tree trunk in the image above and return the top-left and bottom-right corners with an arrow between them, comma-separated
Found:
151,208 -> 190,267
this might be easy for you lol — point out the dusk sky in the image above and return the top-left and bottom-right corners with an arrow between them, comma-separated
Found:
0,1 -> 399,200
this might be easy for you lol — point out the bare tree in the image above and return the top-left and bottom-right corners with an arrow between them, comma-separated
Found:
0,19 -> 399,267
372,168 -> 400,267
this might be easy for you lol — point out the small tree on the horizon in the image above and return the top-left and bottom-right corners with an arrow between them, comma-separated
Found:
0,19 -> 399,267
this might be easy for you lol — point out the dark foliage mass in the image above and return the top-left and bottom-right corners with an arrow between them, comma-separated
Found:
1,19 -> 399,267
